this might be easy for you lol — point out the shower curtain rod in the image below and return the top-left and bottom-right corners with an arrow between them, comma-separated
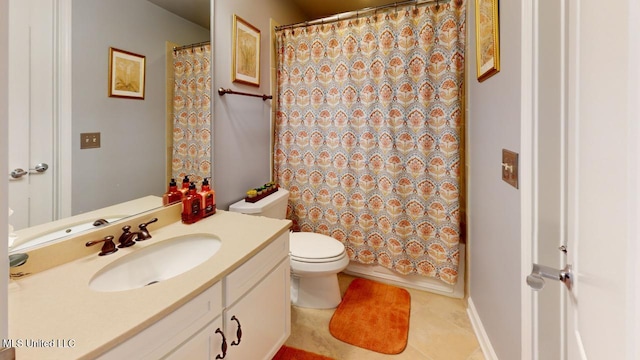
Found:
275,0 -> 443,31
173,40 -> 210,52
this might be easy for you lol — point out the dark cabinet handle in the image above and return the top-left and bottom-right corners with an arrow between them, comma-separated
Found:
215,328 -> 227,359
230,315 -> 242,346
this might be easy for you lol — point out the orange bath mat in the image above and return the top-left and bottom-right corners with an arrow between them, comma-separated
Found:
329,278 -> 411,354
272,345 -> 335,360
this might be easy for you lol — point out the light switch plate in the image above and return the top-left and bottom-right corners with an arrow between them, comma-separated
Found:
502,149 -> 519,188
81,132 -> 101,149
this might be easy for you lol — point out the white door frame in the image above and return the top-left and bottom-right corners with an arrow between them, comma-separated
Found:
55,0 -> 72,218
630,2 -> 640,357
1,0 -> 9,342
519,0 -> 534,357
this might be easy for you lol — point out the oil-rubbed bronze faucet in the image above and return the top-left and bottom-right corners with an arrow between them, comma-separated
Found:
136,218 -> 158,241
86,235 -> 117,256
92,218 -> 110,226
118,225 -> 139,248
117,218 -> 158,248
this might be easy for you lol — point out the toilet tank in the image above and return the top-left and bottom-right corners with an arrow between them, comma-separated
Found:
228,188 -> 289,219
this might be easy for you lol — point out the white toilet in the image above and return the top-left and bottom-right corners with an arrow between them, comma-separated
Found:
229,188 -> 349,309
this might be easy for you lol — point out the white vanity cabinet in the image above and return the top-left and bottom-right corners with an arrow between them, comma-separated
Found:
98,230 -> 290,360
222,231 -> 291,359
163,319 -> 224,360
98,283 -> 225,360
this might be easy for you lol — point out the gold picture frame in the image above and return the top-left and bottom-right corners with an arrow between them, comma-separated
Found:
232,15 -> 261,87
475,0 -> 500,82
108,47 -> 146,99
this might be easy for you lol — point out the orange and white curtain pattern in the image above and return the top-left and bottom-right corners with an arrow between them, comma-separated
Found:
172,44 -> 212,184
274,1 -> 465,284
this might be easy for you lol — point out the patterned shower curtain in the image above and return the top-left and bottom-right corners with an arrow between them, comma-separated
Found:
274,1 -> 465,284
172,44 -> 212,184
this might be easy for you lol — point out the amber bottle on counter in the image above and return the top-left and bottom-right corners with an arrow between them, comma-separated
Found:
162,178 -> 183,206
179,175 -> 191,196
199,178 -> 216,218
182,182 -> 203,224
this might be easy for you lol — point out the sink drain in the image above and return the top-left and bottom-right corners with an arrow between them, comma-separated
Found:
145,280 -> 160,286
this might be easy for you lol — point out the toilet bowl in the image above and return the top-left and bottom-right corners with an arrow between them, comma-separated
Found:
289,232 -> 350,309
229,188 -> 349,309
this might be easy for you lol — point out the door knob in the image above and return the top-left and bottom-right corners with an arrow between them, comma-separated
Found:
9,163 -> 48,179
10,168 -> 27,179
526,263 -> 572,291
30,163 -> 48,173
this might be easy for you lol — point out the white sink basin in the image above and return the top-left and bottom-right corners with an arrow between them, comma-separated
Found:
10,216 -> 125,252
88,234 -> 222,292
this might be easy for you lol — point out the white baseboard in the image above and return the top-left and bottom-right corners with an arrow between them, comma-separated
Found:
343,244 -> 465,299
467,297 -> 499,360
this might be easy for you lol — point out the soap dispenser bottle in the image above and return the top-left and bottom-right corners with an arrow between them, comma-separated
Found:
199,178 -> 216,218
162,178 -> 183,206
179,175 -> 191,196
182,182 -> 203,224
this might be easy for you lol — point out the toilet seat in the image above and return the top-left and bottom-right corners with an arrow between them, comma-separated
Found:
290,232 -> 346,264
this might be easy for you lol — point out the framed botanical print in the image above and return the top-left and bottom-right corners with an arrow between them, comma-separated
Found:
475,0 -> 500,81
232,15 -> 261,86
108,47 -> 146,99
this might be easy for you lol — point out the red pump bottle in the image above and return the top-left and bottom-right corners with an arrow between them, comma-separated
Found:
199,178 -> 216,218
179,175 -> 191,196
162,178 -> 183,206
181,182 -> 203,224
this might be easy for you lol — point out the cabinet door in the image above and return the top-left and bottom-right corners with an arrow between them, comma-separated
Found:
164,316 -> 225,360
99,283 -> 222,360
225,259 -> 290,360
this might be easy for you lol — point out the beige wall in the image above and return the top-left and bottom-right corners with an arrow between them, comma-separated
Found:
467,0 -> 523,358
212,0 -> 305,209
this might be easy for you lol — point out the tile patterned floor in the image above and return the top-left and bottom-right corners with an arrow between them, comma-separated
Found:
284,274 -> 485,360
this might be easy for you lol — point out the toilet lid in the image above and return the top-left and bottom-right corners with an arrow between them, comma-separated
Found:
290,232 -> 345,262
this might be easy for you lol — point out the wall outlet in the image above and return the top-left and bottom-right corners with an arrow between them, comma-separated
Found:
80,132 -> 101,149
502,149 -> 519,188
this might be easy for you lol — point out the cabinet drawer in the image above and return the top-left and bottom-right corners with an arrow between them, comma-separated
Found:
225,231 -> 289,305
99,282 -> 222,360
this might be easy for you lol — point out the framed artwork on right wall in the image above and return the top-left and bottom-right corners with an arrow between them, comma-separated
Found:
232,15 -> 261,87
475,0 -> 500,81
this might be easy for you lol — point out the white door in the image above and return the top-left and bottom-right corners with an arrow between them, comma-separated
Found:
564,0 -> 635,358
530,1 -> 638,359
8,0 -> 55,230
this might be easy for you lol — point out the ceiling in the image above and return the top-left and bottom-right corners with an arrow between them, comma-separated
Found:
147,0 -> 211,28
291,0 -> 401,19
147,0 -> 401,29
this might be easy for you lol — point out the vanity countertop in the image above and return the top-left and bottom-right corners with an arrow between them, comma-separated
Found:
8,210 -> 291,360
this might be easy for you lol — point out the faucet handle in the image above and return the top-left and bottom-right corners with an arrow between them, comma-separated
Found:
86,235 -> 117,256
137,218 -> 158,241
93,218 -> 109,226
118,225 -> 136,248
